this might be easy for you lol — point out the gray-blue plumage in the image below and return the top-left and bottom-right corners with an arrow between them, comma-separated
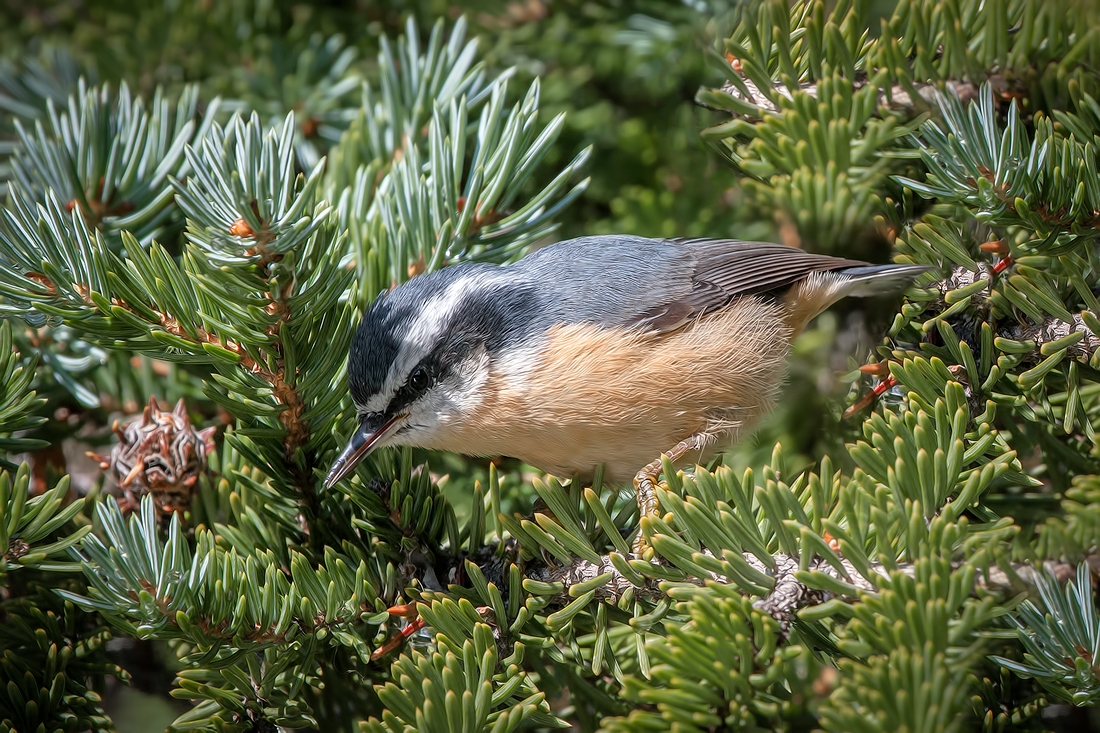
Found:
515,235 -> 697,327
348,235 -> 917,410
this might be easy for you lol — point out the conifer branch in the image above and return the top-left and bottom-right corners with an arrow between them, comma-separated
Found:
929,263 -> 1100,362
1005,314 -> 1100,361
707,72 -> 989,119
523,549 -> 1088,633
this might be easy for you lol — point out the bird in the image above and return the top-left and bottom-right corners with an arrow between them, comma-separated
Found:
324,235 -> 928,550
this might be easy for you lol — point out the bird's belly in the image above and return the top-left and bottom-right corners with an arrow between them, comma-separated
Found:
431,297 -> 792,482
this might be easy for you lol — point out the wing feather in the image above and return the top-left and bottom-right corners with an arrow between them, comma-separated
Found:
526,235 -> 872,336
675,238 -> 867,298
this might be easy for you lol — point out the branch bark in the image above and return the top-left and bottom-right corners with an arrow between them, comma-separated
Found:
524,549 -> 1088,633
708,72 -> 1006,119
934,263 -> 1100,360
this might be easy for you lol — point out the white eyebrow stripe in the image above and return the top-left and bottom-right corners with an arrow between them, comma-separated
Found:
404,275 -> 483,356
364,274 -> 487,414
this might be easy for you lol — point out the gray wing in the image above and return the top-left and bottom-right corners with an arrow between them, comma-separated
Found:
629,238 -> 869,333
512,235 -> 868,334
679,238 -> 866,297
514,235 -> 698,330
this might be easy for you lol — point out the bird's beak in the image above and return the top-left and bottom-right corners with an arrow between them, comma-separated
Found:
324,413 -> 405,488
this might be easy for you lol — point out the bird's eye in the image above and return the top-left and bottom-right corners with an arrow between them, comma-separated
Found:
409,366 -> 430,392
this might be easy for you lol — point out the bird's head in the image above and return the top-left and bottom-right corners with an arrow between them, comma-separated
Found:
324,264 -> 537,488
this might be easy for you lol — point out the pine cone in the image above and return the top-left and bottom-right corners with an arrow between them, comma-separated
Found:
91,397 -> 216,517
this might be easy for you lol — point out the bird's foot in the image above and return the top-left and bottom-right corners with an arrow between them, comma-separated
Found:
631,433 -> 709,556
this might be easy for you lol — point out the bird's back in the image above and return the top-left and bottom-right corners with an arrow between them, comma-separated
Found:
506,235 -> 883,336
506,235 -> 697,330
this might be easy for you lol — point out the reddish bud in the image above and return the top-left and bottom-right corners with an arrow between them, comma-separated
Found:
229,218 -> 255,237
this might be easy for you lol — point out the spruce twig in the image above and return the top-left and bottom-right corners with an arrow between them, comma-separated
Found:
525,550 -> 1088,633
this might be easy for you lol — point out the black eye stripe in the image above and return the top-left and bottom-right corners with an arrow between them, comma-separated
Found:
358,411 -> 384,429
386,365 -> 434,412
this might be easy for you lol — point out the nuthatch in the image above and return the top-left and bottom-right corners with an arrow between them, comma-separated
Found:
325,236 -> 927,549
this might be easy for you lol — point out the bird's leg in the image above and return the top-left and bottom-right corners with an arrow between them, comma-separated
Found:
632,433 -> 710,554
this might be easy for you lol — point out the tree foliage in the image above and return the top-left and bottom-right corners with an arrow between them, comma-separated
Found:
0,1 -> 1098,732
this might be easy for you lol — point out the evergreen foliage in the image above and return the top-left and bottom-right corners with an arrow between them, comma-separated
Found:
0,1 -> 1098,731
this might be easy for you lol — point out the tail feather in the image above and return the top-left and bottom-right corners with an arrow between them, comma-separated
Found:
782,262 -> 935,335
837,264 -> 935,297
